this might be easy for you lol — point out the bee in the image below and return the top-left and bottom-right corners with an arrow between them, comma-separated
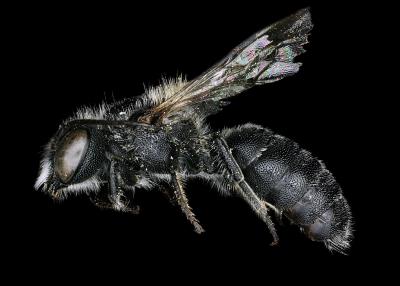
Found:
35,8 -> 353,254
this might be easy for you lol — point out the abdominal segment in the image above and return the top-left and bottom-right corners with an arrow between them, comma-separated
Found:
221,123 -> 352,253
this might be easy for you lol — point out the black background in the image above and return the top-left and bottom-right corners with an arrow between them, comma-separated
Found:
5,0 -> 385,280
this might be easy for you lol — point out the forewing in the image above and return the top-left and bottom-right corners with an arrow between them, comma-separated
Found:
139,8 -> 312,124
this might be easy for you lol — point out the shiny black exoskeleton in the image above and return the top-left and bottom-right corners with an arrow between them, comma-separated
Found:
35,8 -> 353,253
221,124 -> 352,252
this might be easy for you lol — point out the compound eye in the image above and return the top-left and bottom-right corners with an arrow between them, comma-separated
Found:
55,129 -> 88,183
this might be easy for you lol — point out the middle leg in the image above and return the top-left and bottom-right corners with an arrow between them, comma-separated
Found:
170,170 -> 205,234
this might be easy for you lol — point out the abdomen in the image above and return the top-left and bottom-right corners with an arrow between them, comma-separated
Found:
221,123 -> 353,253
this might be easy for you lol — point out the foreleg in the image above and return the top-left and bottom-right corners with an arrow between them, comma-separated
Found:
91,160 -> 139,214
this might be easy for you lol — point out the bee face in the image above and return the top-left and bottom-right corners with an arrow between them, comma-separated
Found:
35,125 -> 106,199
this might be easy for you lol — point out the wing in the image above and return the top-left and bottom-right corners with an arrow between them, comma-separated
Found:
138,8 -> 313,125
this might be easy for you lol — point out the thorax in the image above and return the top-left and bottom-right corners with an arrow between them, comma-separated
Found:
106,119 -> 213,175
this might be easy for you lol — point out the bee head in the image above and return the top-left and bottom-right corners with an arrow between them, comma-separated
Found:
35,121 -> 106,200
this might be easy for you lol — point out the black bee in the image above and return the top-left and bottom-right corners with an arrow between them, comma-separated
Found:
35,8 -> 353,254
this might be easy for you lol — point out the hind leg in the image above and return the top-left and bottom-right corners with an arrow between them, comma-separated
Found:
215,137 -> 279,245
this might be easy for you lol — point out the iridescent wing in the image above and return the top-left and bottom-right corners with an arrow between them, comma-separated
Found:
138,8 -> 313,125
